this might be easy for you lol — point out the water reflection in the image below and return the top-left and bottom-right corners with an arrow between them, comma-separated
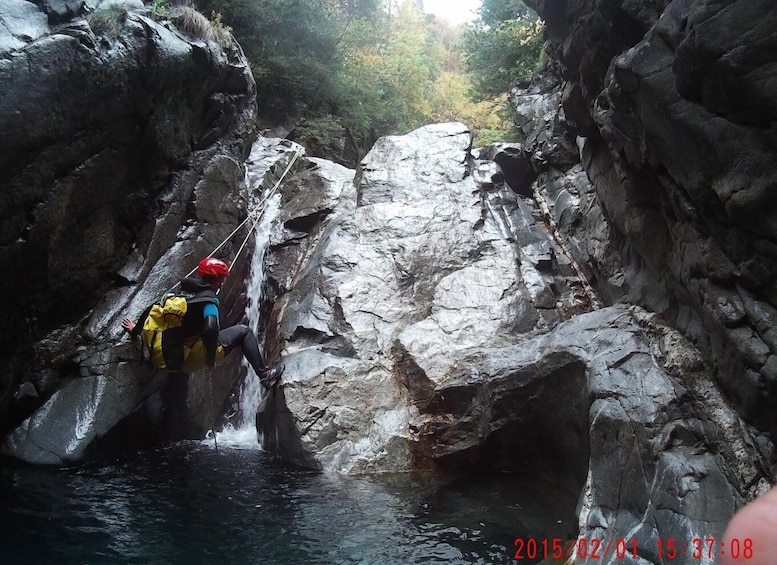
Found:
0,443 -> 577,564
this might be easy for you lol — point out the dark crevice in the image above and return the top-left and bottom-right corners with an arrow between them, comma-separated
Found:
284,209 -> 332,233
493,149 -> 537,197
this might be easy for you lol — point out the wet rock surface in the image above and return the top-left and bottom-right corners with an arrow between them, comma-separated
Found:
256,122 -> 771,560
1,1 -> 776,559
424,305 -> 769,559
0,0 -> 259,463
522,0 -> 777,439
258,123 -> 589,472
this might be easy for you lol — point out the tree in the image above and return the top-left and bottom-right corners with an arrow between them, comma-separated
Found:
190,0 -> 536,163
194,0 -> 345,119
462,0 -> 544,100
426,72 -> 517,146
326,0 -> 439,161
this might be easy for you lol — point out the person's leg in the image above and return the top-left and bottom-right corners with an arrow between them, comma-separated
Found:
218,324 -> 267,374
217,324 -> 285,387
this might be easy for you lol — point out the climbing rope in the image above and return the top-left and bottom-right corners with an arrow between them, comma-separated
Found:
198,142 -> 301,448
117,141 -> 302,341
177,142 -> 303,285
107,140 -> 303,452
208,374 -> 219,452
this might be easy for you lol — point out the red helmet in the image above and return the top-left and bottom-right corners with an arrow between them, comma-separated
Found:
197,257 -> 231,278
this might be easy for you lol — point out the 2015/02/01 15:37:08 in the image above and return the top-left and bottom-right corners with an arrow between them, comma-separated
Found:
512,537 -> 755,561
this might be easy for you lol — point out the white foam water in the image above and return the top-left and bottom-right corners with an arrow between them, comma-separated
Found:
213,192 -> 282,450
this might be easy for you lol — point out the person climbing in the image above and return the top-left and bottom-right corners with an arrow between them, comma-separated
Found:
122,257 -> 284,389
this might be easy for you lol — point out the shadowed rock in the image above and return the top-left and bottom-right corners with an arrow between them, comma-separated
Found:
0,0 -> 260,463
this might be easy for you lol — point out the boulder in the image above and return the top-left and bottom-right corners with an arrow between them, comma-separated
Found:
421,305 -> 770,556
259,123 -> 609,472
257,123 -> 772,560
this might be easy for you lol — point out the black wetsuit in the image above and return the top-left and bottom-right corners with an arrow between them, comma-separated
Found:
170,276 -> 269,375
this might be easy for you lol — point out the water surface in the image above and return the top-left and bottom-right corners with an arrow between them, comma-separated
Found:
1,441 -> 577,564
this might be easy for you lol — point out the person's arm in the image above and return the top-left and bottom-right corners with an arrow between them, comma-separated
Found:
201,302 -> 220,368
122,302 -> 153,338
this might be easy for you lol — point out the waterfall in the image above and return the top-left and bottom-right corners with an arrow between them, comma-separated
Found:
213,193 -> 281,449
209,138 -> 297,449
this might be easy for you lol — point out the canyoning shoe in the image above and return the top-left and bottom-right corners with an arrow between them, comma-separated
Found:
259,363 -> 285,389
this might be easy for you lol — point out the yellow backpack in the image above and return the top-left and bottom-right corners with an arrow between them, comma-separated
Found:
140,293 -> 189,370
131,291 -> 224,372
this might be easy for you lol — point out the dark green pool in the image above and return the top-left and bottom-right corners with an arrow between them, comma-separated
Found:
0,441 -> 577,564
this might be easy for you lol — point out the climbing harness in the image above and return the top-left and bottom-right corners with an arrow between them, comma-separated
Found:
124,140 -> 302,341
120,140 -> 302,362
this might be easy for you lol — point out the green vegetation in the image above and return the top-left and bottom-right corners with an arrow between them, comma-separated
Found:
87,3 -> 128,40
149,0 -> 171,20
147,1 -> 231,46
462,0 -> 544,99
170,5 -> 231,45
190,0 -> 544,164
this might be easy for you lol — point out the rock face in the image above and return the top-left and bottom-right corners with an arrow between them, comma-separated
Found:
256,122 -> 772,558
0,0 -> 259,463
521,0 -> 777,439
2,0 -> 776,559
427,305 -> 768,558
258,123 -> 589,472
